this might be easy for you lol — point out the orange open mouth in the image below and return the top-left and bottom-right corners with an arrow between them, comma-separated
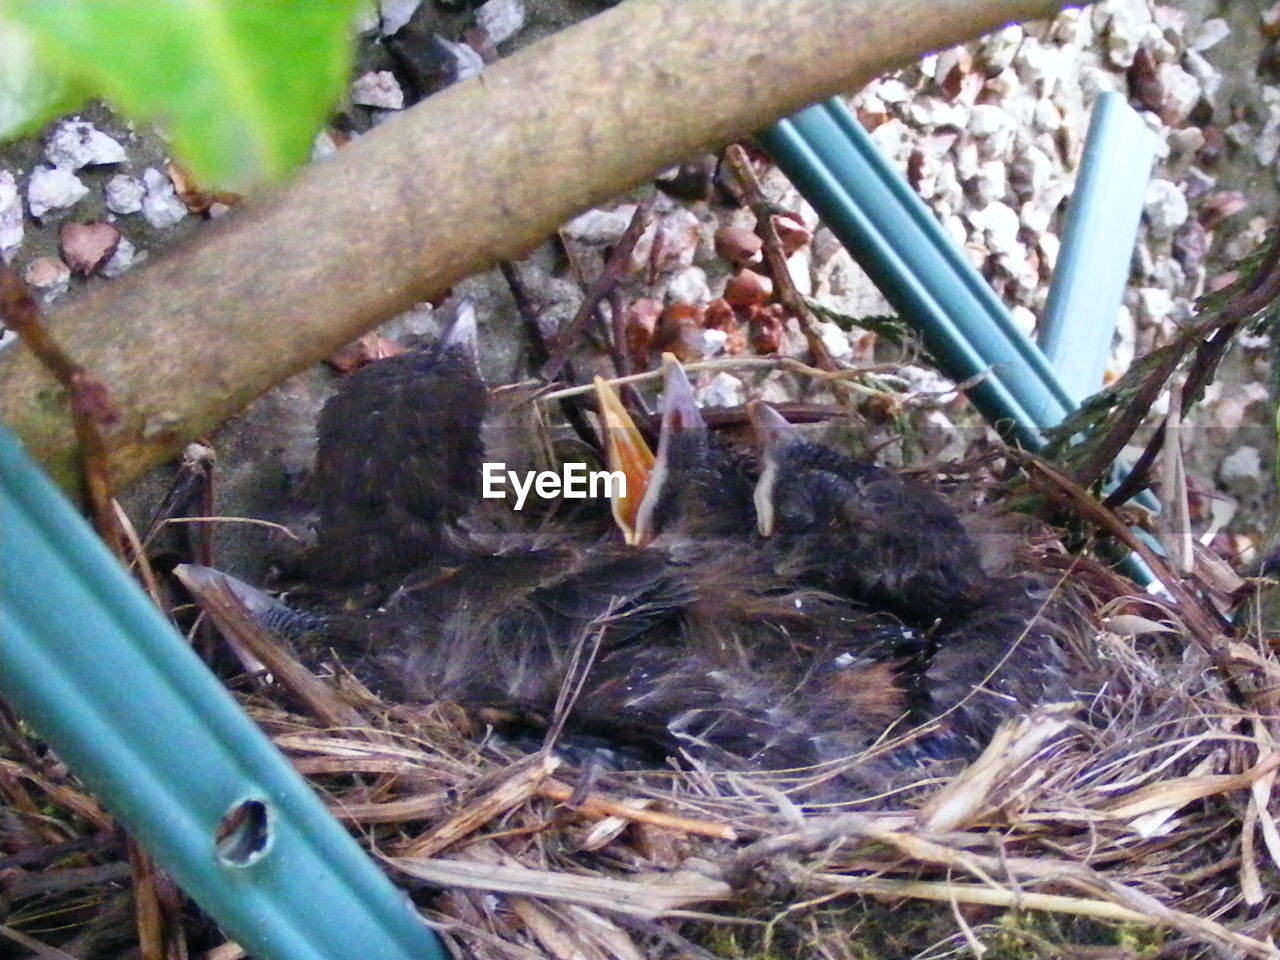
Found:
593,375 -> 655,545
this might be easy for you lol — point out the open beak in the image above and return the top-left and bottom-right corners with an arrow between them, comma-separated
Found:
438,300 -> 479,356
594,375 -> 655,545
630,354 -> 705,545
747,400 -> 796,537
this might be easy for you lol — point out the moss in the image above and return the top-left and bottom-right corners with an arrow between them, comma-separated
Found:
685,899 -> 1169,960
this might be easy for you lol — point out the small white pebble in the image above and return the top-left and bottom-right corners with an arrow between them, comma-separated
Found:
45,120 -> 126,170
1143,179 -> 1189,238
105,174 -> 145,214
27,165 -> 89,218
141,167 -> 188,229
476,0 -> 525,44
1220,446 -> 1261,484
563,206 -> 636,244
817,320 -> 853,361
699,372 -> 744,407
665,266 -> 710,305
351,71 -> 404,110
0,170 -> 22,261
696,328 -> 728,357
101,235 -> 140,278
1188,17 -> 1229,52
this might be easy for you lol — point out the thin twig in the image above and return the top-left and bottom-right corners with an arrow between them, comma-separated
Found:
401,754 -> 562,859
500,260 -> 600,451
0,265 -> 122,548
1011,450 -> 1241,698
541,203 -> 651,381
1105,323 -> 1238,509
722,144 -> 838,371
1082,224 -> 1280,494
536,779 -> 738,841
535,355 -> 897,402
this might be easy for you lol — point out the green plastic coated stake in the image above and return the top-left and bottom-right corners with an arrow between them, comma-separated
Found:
758,98 -> 1159,585
0,425 -> 445,960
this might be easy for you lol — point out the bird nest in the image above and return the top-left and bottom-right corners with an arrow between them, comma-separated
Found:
6,416 -> 1280,960
215,573 -> 1280,960
9,582 -> 1276,960
6,242 -> 1280,960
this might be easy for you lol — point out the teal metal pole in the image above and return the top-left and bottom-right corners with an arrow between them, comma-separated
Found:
0,425 -> 445,960
758,98 -> 1160,585
758,99 -> 1078,449
1040,92 -> 1157,400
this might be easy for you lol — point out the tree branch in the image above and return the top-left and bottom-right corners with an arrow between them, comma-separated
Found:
0,0 -> 1067,491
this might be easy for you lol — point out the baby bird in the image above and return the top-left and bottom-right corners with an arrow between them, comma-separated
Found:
749,400 -> 986,626
293,312 -> 487,585
269,333 -> 1080,794
596,354 -> 756,548
748,400 -> 1074,755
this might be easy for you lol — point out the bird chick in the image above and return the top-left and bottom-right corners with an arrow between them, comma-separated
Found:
290,312 -> 487,585
749,399 -> 988,626
256,338 -> 1084,797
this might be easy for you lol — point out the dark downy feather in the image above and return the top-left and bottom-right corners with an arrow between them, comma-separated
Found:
267,340 -> 1087,794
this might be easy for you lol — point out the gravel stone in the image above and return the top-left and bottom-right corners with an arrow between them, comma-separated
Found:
105,174 -> 145,214
968,103 -> 1011,138
698,372 -> 744,408
1218,445 -> 1262,497
430,34 -> 484,83
141,167 -> 188,229
817,321 -> 853,361
59,221 -> 121,275
27,166 -> 89,219
1103,4 -> 1149,68
978,24 -> 1023,75
1255,103 -> 1280,166
665,266 -> 710,305
1008,143 -> 1052,197
968,201 -> 1022,258
475,0 -> 525,45
23,256 -> 71,303
695,328 -> 728,358
1155,62 -> 1202,125
969,160 -> 1008,205
45,120 -> 127,170
351,71 -> 404,110
1182,50 -> 1221,102
908,97 -> 968,129
1143,178 -> 1190,237
101,235 -> 140,278
0,171 -> 22,261
378,0 -> 421,35
875,78 -> 913,104
1188,17 -> 1229,52
1135,286 -> 1173,326
563,205 -> 636,244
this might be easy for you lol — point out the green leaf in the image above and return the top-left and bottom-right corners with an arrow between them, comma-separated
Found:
1,0 -> 360,190
0,19 -> 84,141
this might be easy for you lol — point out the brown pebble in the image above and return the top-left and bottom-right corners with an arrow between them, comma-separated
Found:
623,298 -> 661,369
724,268 -> 773,307
59,222 -> 121,275
772,214 -> 812,257
713,226 -> 763,265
